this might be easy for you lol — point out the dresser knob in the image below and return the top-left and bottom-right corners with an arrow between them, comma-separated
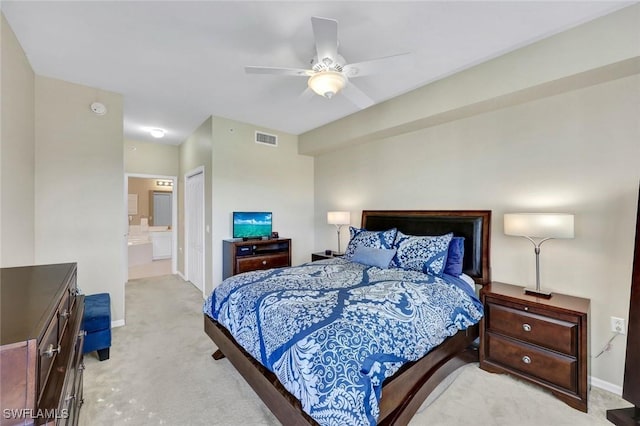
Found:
522,355 -> 532,364
522,323 -> 532,332
42,344 -> 61,358
262,260 -> 267,265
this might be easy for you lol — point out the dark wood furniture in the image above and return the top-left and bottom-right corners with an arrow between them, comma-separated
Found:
222,238 -> 291,279
479,281 -> 589,412
205,210 -> 491,425
310,252 -> 342,261
0,263 -> 85,426
607,185 -> 640,425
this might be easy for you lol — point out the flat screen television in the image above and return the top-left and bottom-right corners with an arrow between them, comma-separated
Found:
233,211 -> 272,239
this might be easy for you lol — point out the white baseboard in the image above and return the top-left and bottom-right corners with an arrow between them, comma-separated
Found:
590,376 -> 623,395
176,270 -> 186,281
111,319 -> 125,328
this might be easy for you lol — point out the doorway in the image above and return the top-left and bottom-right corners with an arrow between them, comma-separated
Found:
125,174 -> 178,280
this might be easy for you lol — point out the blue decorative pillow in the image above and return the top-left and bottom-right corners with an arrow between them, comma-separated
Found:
351,246 -> 397,269
392,231 -> 454,276
344,227 -> 397,260
444,236 -> 465,276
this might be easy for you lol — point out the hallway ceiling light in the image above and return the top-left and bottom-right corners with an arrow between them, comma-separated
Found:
149,128 -> 166,138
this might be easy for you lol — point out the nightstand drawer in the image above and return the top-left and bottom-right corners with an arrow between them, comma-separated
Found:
485,333 -> 577,392
486,302 -> 577,356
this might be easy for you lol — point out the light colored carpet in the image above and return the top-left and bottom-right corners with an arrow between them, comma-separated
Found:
80,274 -> 630,425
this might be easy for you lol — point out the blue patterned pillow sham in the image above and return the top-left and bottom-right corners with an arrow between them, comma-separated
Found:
343,227 -> 397,260
444,236 -> 465,276
392,231 -> 454,276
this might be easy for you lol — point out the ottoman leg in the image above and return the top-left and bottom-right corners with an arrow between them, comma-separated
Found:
97,348 -> 110,361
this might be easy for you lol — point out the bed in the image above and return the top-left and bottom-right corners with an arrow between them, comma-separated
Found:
203,210 -> 491,425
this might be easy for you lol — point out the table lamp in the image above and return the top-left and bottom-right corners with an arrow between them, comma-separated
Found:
327,211 -> 351,255
504,213 -> 574,298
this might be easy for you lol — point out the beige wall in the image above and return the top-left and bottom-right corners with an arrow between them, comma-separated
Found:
34,76 -> 125,323
124,138 -> 180,176
1,14 -> 35,267
210,117 -> 314,288
308,6 -> 640,391
178,117 -> 213,293
177,116 -> 315,296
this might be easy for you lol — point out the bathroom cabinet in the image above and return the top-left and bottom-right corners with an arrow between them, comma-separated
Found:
151,231 -> 172,260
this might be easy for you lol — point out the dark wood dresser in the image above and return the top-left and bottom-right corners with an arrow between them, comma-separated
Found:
222,238 -> 291,279
0,263 -> 85,425
479,281 -> 589,412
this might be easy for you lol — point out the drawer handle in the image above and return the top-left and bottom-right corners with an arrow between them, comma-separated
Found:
60,309 -> 70,319
262,260 -> 267,265
522,355 -> 532,364
42,344 -> 61,358
522,323 -> 532,332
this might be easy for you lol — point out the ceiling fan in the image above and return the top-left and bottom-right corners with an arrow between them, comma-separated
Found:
245,16 -> 410,109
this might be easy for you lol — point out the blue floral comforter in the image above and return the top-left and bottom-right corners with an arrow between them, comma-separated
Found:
203,258 -> 483,425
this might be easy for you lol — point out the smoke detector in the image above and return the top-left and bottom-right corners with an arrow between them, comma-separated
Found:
90,102 -> 107,115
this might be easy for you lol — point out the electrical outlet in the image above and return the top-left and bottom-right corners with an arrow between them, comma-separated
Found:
611,317 -> 626,335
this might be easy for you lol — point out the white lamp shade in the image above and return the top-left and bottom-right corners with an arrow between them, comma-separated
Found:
327,211 -> 351,226
308,71 -> 346,99
504,213 -> 574,239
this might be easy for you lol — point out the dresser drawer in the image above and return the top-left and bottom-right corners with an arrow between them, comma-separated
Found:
236,253 -> 289,274
486,301 -> 577,356
486,333 -> 577,392
38,316 -> 60,400
57,288 -> 72,344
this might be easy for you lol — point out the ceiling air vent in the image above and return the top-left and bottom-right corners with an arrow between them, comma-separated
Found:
255,131 -> 278,147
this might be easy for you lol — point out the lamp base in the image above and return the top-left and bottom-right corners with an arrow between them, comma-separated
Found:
524,287 -> 553,298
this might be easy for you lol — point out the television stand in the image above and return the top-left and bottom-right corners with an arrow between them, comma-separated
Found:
223,238 -> 291,279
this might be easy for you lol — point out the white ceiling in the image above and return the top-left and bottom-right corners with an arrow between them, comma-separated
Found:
2,1 -> 632,145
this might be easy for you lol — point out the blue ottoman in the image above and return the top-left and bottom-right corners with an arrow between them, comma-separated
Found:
83,293 -> 111,361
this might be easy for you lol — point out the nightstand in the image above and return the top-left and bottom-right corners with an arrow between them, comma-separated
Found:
479,282 -> 590,412
311,252 -> 342,261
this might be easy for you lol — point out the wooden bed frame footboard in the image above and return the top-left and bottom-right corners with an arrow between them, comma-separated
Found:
204,210 -> 491,425
204,314 -> 479,426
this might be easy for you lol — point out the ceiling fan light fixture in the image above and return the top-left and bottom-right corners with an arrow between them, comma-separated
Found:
308,71 -> 346,99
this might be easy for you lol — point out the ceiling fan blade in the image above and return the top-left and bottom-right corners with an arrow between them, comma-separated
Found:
343,52 -> 412,78
311,17 -> 338,64
341,82 -> 375,109
298,87 -> 316,101
245,66 -> 312,77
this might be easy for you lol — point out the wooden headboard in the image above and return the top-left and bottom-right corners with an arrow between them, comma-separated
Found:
362,210 -> 491,285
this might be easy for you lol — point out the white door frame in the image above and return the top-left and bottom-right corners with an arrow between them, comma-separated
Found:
184,166 -> 206,298
124,173 -> 178,282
